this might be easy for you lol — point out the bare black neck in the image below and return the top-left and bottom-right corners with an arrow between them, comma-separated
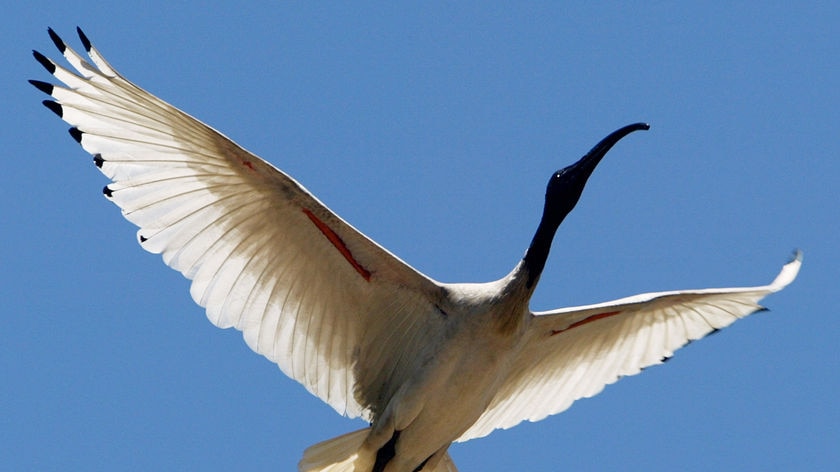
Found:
522,214 -> 561,288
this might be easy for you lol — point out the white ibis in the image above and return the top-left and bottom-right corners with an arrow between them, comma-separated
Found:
32,28 -> 800,472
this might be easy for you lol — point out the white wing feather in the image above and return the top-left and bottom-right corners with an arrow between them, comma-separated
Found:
458,252 -> 801,441
34,29 -> 446,420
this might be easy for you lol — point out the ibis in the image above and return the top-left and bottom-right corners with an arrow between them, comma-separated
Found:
31,28 -> 800,472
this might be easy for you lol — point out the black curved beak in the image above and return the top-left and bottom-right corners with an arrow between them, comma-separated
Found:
570,122 -> 650,177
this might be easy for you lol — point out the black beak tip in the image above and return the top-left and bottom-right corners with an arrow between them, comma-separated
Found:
625,122 -> 650,133
580,122 -> 650,165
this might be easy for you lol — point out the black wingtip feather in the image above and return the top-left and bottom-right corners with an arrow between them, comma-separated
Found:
47,28 -> 65,53
77,27 -> 92,52
42,100 -> 63,117
32,50 -> 56,74
93,154 -> 104,168
68,127 -> 83,143
29,79 -> 54,95
103,185 -> 113,198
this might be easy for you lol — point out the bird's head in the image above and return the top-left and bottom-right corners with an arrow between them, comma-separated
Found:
542,122 -> 649,227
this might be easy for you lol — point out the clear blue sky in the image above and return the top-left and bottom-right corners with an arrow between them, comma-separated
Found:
3,2 -> 838,471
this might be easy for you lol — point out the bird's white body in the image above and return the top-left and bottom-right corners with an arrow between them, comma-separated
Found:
357,278 -> 530,471
33,29 -> 801,472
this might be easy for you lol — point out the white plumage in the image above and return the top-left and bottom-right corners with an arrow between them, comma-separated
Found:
32,28 -> 800,472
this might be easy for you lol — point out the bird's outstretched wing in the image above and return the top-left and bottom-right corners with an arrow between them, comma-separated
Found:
458,252 -> 801,441
31,28 -> 447,420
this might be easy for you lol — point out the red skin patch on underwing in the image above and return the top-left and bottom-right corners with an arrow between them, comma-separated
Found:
302,208 -> 372,281
550,311 -> 622,336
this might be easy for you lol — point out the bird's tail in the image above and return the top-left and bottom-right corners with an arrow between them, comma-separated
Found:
298,427 -> 458,471
299,428 -> 369,471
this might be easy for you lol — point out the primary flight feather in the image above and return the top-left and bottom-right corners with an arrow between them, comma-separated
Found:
32,28 -> 800,472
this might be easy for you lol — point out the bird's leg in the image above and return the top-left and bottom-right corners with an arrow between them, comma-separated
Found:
372,430 -> 400,472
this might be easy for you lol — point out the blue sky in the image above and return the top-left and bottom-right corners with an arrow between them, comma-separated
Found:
3,2 -> 838,471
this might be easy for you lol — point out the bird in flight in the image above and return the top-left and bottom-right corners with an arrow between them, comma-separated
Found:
31,28 -> 800,472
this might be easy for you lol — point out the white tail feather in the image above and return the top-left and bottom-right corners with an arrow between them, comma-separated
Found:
299,428 -> 369,472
